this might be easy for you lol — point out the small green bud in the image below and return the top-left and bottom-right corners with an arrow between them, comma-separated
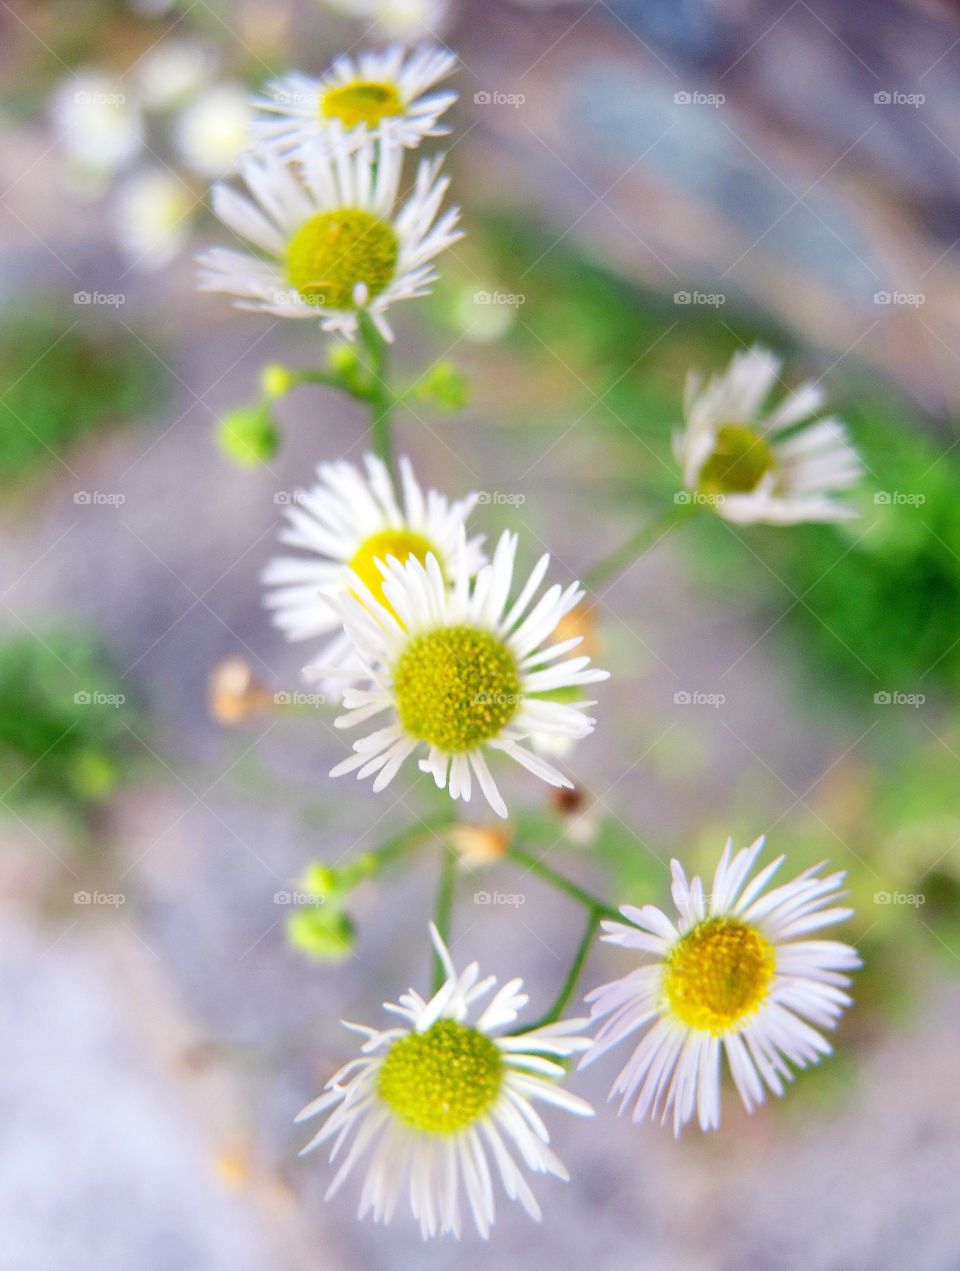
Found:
218,405 -> 279,467
69,749 -> 118,801
413,361 -> 470,411
261,364 -> 294,398
287,908 -> 355,962
300,862 -> 339,902
328,342 -> 361,375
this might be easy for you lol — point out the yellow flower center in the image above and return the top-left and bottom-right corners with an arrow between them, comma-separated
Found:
377,1018 -> 503,1135
348,528 -> 437,614
393,625 -> 522,753
698,423 -> 775,496
321,80 -> 404,130
663,917 -> 775,1035
286,209 -> 398,310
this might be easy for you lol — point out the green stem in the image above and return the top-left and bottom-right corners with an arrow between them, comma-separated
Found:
527,907 -> 601,1031
506,845 -> 621,923
358,313 -> 395,474
368,814 -> 450,873
432,848 -> 457,993
286,368 -> 352,393
582,501 -> 696,590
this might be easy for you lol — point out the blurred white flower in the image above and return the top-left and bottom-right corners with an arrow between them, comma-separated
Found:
675,345 -> 862,524
324,0 -> 451,40
197,136 -> 462,342
582,836 -> 860,1134
175,83 -> 251,178
114,169 -> 194,269
51,71 -> 142,175
296,923 -> 593,1238
135,40 -> 212,112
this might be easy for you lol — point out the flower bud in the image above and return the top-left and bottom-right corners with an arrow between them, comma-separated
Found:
413,361 -> 470,411
286,908 -> 355,961
218,405 -> 278,466
260,363 -> 293,398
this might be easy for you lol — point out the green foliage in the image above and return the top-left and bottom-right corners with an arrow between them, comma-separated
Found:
0,630 -> 140,823
0,305 -> 161,485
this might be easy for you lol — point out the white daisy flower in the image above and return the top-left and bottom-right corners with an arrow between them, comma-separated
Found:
196,135 -> 461,342
327,530 -> 609,817
675,345 -> 862,524
581,836 -> 860,1135
254,45 -> 456,158
296,923 -> 593,1238
175,82 -> 252,179
114,169 -> 194,270
262,453 -> 485,698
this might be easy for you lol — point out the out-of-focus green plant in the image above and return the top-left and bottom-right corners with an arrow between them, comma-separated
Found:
0,306 -> 161,485
0,630 -> 142,826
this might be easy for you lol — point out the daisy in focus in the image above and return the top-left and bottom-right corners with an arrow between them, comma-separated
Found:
675,345 -> 862,524
262,453 -> 485,696
197,135 -> 461,341
327,530 -> 609,817
296,924 -> 593,1238
254,45 -> 457,158
581,836 -> 859,1135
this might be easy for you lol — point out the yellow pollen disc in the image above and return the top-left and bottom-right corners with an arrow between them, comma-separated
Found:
393,625 -> 522,753
286,209 -> 398,310
662,917 -> 775,1035
698,423 -> 775,496
348,529 -> 436,614
377,1018 -> 503,1135
321,80 -> 404,130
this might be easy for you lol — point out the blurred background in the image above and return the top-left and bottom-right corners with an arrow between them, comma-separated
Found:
2,0 -> 960,1267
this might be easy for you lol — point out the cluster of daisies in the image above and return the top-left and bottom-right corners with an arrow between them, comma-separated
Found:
198,45 -> 463,342
264,451 -> 608,817
297,838 -> 859,1238
185,38 -> 866,1243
